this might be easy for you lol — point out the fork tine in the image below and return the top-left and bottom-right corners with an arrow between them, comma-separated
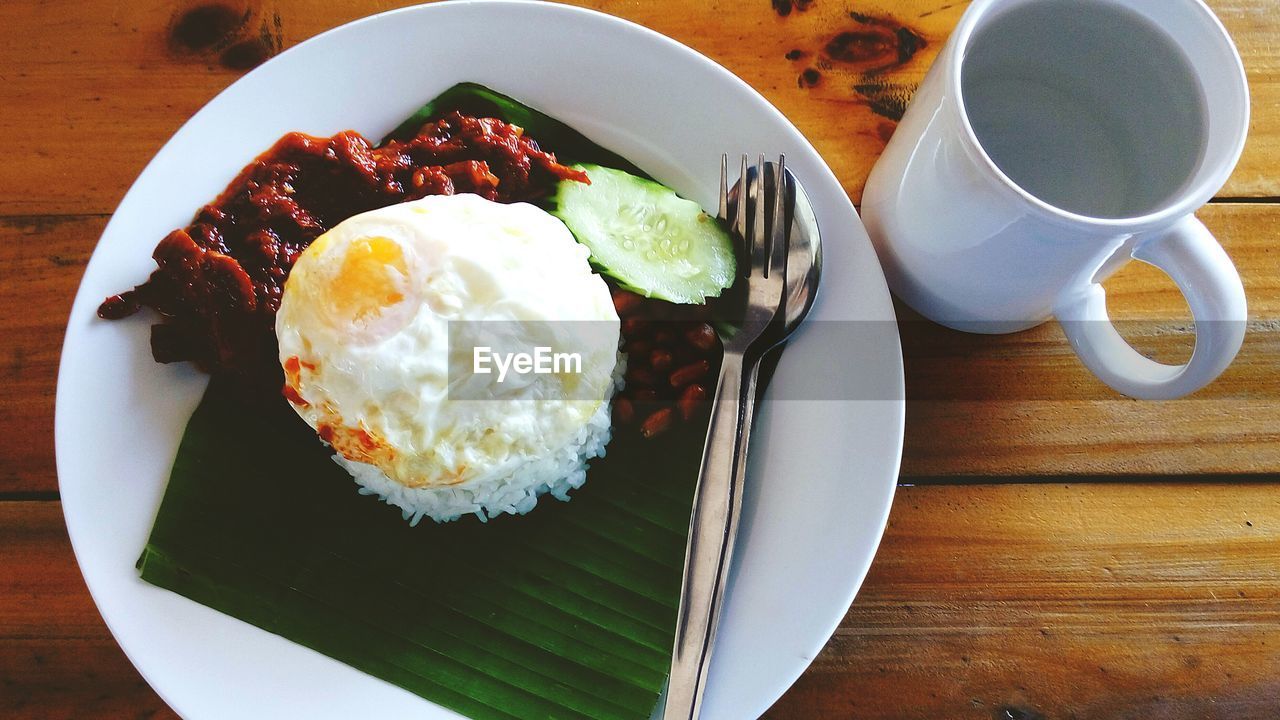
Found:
717,153 -> 728,223
753,154 -> 767,278
770,155 -> 789,289
735,154 -> 749,277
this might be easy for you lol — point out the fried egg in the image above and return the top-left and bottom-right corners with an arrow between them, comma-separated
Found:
276,194 -> 620,518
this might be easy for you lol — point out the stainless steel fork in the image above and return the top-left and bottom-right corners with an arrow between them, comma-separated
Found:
662,154 -> 793,720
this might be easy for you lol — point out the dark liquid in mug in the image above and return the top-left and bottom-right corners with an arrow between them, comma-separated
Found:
961,0 -> 1208,219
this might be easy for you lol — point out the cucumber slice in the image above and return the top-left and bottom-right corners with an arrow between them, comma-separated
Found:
550,164 -> 735,304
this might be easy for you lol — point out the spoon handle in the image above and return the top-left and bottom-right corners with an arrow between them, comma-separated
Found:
691,353 -> 764,717
664,350 -> 753,720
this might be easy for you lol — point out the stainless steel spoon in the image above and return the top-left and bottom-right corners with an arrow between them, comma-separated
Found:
663,159 -> 822,720
703,158 -> 822,690
734,160 -> 823,372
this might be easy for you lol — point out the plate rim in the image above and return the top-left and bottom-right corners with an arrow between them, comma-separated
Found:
55,1 -> 905,718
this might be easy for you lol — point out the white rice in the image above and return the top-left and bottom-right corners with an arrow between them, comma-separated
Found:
333,356 -> 624,526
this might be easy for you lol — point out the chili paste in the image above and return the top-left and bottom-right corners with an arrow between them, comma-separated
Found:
98,112 -> 587,383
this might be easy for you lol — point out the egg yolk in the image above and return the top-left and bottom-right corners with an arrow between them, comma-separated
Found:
329,236 -> 408,325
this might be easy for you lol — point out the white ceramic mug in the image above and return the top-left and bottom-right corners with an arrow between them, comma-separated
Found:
861,0 -> 1249,399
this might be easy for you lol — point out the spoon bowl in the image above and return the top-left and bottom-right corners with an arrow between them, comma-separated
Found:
727,161 -> 823,385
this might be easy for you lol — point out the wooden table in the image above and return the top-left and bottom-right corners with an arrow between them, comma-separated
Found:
2,0 -> 1277,717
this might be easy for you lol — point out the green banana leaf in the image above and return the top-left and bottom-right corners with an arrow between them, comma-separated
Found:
138,84 -> 705,720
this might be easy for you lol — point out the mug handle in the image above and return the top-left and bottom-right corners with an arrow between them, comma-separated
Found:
1053,215 -> 1247,400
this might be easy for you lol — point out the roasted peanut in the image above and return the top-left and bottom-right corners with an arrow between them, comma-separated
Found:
677,384 -> 708,422
611,289 -> 644,316
626,366 -> 658,386
684,322 -> 717,351
669,360 -> 711,388
621,318 -> 650,337
630,387 -> 658,403
613,396 -> 635,425
649,349 -> 673,373
640,407 -> 675,438
625,339 -> 652,356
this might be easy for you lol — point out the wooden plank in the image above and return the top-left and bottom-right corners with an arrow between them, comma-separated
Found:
7,484 -> 1280,718
765,482 -> 1280,719
0,501 -> 175,719
0,215 -> 104,494
0,0 -> 1275,217
4,204 -> 1275,492
2,639 -> 176,720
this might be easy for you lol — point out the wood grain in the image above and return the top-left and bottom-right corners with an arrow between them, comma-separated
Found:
0,502 -> 176,719
0,0 -> 1276,217
6,484 -> 1279,719
3,205 -> 1274,493
0,215 -> 104,494
3,0 -> 1280,718
765,482 -> 1280,719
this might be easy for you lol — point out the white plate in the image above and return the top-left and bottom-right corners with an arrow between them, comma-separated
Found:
56,2 -> 904,718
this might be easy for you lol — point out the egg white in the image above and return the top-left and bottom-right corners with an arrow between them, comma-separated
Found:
276,194 -> 621,491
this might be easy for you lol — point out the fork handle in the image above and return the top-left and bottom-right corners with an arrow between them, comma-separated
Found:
664,350 -> 752,720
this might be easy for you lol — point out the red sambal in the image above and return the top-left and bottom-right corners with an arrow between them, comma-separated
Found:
98,111 -> 587,383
